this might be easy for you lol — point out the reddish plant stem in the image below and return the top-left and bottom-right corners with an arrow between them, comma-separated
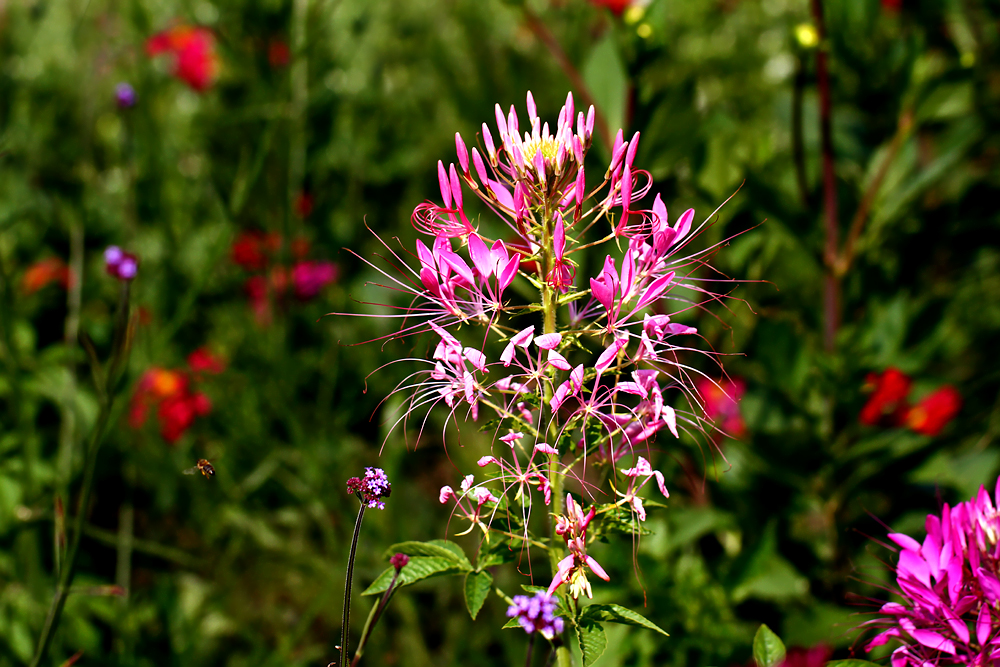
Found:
811,0 -> 839,352
522,7 -> 613,151
835,110 -> 913,278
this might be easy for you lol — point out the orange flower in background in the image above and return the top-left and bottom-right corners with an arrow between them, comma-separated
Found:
860,367 -> 912,426
590,0 -> 633,15
130,362 -> 217,444
146,25 -> 219,92
22,257 -> 71,294
906,386 -> 961,436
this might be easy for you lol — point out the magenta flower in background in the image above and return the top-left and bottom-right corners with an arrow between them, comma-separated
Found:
105,246 -> 138,281
864,477 -> 1000,666
291,260 -> 338,299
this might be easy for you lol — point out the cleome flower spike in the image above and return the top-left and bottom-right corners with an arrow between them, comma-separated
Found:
337,90 -> 744,625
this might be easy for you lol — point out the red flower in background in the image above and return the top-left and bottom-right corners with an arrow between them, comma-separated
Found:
187,347 -> 226,375
695,377 -> 746,437
906,386 -> 961,436
231,231 -> 281,271
860,369 -> 961,436
881,0 -> 902,13
590,0 -> 632,15
294,192 -> 314,219
268,40 -> 290,68
860,367 -> 912,426
147,25 -> 219,92
22,257 -> 71,294
130,351 -> 221,443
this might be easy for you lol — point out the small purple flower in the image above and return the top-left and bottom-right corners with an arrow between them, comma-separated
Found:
506,592 -> 565,640
115,83 -> 137,109
346,467 -> 392,510
104,245 -> 138,281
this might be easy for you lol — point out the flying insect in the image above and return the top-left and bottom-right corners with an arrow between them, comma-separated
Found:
183,459 -> 215,478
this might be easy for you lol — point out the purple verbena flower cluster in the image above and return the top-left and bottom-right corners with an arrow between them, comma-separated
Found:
346,467 -> 392,510
506,592 -> 565,640
865,478 -> 1000,666
105,246 -> 138,281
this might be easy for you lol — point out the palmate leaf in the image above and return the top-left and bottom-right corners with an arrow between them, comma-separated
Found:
578,604 -> 669,637
360,556 -> 467,596
464,570 -> 493,619
752,624 -> 786,667
577,619 -> 607,667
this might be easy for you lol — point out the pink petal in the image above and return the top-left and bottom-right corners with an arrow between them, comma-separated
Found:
534,443 -> 559,455
547,350 -> 572,371
535,333 -> 562,350
596,338 -> 626,373
635,272 -> 675,310
437,160 -> 451,208
674,208 -> 694,243
449,163 -> 463,209
585,555 -> 611,582
478,456 -> 499,467
467,233 -> 492,279
455,133 -> 469,173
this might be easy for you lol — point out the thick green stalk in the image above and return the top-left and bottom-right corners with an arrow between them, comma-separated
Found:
340,503 -> 366,667
30,395 -> 114,667
539,208 -> 572,667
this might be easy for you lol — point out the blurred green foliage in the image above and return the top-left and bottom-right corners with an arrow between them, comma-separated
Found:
1,0 -> 999,665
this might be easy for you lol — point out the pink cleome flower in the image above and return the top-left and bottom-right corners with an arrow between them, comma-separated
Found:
864,478 -> 1000,666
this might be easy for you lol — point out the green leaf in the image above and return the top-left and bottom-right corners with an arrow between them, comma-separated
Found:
360,557 -> 465,596
384,540 -> 471,568
752,624 -> 786,667
464,570 -> 493,620
577,619 -> 607,667
477,537 -> 517,570
825,662 -> 882,667
579,604 -> 669,637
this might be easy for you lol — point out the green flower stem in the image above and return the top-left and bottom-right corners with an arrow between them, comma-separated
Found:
539,207 -> 573,667
350,567 -> 401,666
30,393 -> 114,667
340,502 -> 366,667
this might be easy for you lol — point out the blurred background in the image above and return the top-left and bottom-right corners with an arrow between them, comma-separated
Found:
1,0 -> 999,665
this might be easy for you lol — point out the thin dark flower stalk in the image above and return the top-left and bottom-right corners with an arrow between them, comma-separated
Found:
31,270 -> 134,667
340,504 -> 366,667
340,468 -> 391,667
30,392 -> 115,667
350,555 -> 406,667
524,632 -> 536,667
810,0 -> 839,352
